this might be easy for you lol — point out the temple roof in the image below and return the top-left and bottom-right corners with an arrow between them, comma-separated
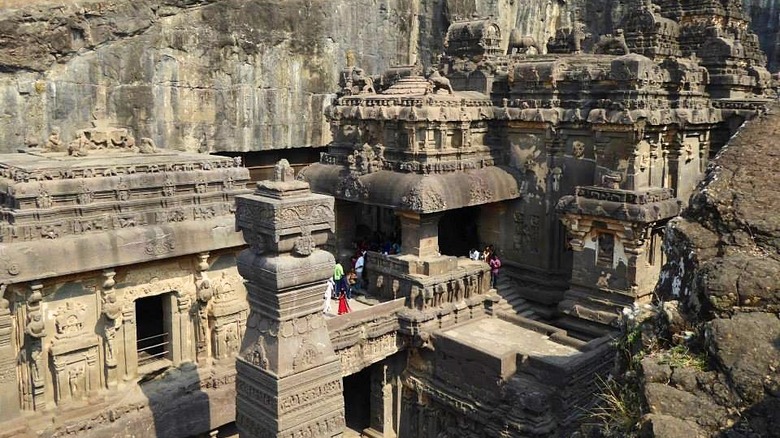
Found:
298,164 -> 523,214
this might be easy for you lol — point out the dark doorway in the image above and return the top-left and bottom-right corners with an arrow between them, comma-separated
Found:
438,206 -> 480,257
135,294 -> 170,367
343,367 -> 371,433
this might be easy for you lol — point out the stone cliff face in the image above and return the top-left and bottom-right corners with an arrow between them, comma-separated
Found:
617,105 -> 780,437
0,0 -> 778,153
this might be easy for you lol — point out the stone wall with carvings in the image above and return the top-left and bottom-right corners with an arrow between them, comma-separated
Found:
0,249 -> 248,437
0,147 -> 251,436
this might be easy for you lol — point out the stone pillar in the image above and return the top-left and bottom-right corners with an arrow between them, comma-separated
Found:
25,282 -> 46,411
397,211 -> 441,258
121,306 -> 137,381
235,160 -> 345,438
0,285 -> 20,421
334,200 -> 358,258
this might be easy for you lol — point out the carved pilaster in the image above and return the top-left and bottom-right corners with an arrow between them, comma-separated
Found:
0,284 -> 20,421
101,269 -> 121,388
195,252 -> 212,364
25,282 -> 46,411
121,306 -> 136,380
235,160 -> 345,438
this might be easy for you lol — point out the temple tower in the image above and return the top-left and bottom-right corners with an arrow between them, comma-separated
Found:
234,160 -> 345,438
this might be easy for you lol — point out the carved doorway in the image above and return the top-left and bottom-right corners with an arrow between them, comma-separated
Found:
438,206 -> 480,257
135,293 -> 173,373
343,367 -> 371,434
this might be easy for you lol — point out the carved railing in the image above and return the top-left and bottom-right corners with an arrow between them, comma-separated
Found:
365,252 -> 491,311
574,186 -> 674,204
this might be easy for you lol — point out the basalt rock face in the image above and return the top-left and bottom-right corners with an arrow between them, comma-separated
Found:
639,104 -> 780,437
1,0 -> 778,154
0,0 -> 423,153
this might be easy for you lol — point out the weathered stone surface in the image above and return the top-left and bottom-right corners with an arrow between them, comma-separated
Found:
708,313 -> 780,404
630,105 -> 780,437
639,413 -> 705,438
1,0 -> 778,152
644,382 -> 733,429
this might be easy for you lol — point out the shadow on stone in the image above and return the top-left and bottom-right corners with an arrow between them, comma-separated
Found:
139,364 -> 212,438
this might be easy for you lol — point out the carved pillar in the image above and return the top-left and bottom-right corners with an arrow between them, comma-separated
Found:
0,285 -> 20,421
235,160 -> 345,438
174,290 -> 193,365
194,252 -> 212,364
121,306 -> 137,380
25,282 -> 46,411
397,211 -> 442,258
101,269 -> 121,389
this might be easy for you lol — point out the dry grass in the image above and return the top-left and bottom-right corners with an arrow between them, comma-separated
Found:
585,376 -> 642,437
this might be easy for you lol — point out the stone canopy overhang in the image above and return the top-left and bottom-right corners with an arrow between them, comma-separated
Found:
556,186 -> 682,224
298,164 -> 523,214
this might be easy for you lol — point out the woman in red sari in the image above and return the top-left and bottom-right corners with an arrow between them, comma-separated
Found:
337,288 -> 351,315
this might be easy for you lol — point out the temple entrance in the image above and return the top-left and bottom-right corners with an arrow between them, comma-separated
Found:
343,368 -> 371,434
438,206 -> 480,257
135,294 -> 171,369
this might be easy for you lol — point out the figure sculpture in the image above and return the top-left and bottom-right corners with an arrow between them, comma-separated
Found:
426,69 -> 454,94
508,30 -> 542,54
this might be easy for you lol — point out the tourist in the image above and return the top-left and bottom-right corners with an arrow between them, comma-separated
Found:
346,270 -> 357,299
481,245 -> 492,261
323,278 -> 334,314
337,288 -> 351,315
488,252 -> 502,289
355,250 -> 366,289
333,260 -> 346,292
469,248 -> 480,260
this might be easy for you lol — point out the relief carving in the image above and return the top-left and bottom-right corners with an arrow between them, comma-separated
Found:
400,185 -> 446,212
54,301 -> 88,339
145,235 -> 176,256
292,339 -> 321,372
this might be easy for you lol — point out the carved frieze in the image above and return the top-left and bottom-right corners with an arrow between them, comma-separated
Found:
335,173 -> 369,200
400,185 -> 446,212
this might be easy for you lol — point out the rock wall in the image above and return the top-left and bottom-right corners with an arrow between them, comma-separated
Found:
0,0 -> 778,153
633,104 -> 780,437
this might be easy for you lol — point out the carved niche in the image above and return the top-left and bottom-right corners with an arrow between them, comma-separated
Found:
49,300 -> 100,404
209,272 -> 248,361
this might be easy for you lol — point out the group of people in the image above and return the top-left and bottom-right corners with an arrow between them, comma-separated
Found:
324,242 -> 503,315
469,244 -> 501,289
323,250 -> 368,315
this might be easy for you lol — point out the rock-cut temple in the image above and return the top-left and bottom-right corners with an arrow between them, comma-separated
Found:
0,0 -> 774,437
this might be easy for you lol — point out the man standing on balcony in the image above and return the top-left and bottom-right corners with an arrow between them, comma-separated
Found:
355,250 -> 366,291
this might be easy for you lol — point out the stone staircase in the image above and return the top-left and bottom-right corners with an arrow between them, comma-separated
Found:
493,275 -> 537,319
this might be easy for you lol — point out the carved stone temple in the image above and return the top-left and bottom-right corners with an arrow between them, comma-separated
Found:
235,0 -> 772,436
0,126 -> 253,437
0,0 -> 776,437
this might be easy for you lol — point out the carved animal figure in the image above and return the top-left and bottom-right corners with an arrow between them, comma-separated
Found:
594,29 -> 630,55
508,29 -> 542,54
426,69 -> 454,94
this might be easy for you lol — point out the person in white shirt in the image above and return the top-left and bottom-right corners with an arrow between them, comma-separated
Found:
323,278 -> 334,314
469,248 -> 480,260
355,251 -> 366,290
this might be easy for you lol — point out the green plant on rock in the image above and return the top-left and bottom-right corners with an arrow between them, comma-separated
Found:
657,344 -> 708,371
